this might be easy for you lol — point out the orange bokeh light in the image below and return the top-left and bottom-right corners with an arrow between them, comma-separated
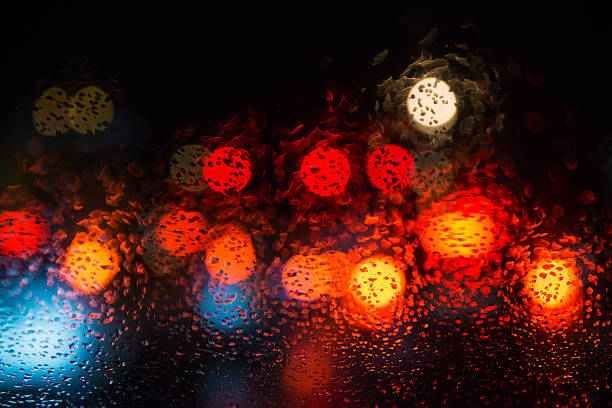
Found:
154,209 -> 208,257
366,144 -> 414,192
345,255 -> 406,327
417,194 -> 498,259
300,146 -> 350,197
282,251 -> 350,302
205,224 -> 256,285
523,257 -> 583,311
0,209 -> 50,258
522,254 -> 584,331
60,232 -> 121,294
202,147 -> 252,194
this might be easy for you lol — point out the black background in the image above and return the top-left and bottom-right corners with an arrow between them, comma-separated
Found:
2,2 -> 611,192
2,2 -> 610,125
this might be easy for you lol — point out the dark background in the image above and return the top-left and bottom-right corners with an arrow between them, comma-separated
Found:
2,2 -> 611,191
2,2 -> 610,126
1,2 -> 611,407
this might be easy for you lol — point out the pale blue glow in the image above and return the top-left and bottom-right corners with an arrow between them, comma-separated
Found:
198,283 -> 258,332
0,276 -> 90,386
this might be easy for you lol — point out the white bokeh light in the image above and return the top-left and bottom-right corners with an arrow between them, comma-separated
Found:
407,78 -> 458,136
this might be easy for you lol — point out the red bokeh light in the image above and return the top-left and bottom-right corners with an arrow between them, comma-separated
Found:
154,209 -> 208,257
202,147 -> 252,194
366,144 -> 414,192
0,209 -> 50,258
299,146 -> 350,197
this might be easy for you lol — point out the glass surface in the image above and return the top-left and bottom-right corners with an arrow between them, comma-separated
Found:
1,3 -> 611,407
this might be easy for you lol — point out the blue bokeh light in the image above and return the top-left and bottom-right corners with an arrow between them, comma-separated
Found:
0,275 -> 92,387
197,283 -> 259,332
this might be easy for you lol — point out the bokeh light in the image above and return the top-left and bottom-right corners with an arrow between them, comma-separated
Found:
523,255 -> 583,311
299,146 -> 350,197
0,209 -> 50,259
69,86 -> 114,135
0,278 -> 89,387
366,144 -> 414,193
407,78 -> 458,135
282,250 -> 350,302
153,208 -> 208,257
32,87 -> 71,136
205,223 -> 256,285
203,147 -> 252,194
198,283 -> 255,332
346,255 -> 407,327
417,193 -> 498,259
60,231 -> 121,294
169,144 -> 211,192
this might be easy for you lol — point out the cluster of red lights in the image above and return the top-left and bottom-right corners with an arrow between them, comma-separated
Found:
299,143 -> 417,197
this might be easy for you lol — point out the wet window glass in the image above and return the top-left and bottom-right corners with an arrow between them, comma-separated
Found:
1,3 -> 611,407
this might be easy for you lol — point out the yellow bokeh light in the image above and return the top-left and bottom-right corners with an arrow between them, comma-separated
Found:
348,255 -> 406,312
32,87 -> 71,136
523,257 -> 582,311
69,86 -> 114,135
205,224 -> 256,285
60,232 -> 121,295
169,144 -> 211,192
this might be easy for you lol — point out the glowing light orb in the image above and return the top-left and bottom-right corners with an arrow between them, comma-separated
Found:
410,151 -> 453,195
154,209 -> 208,257
69,85 -> 114,134
282,250 -> 350,302
60,232 -> 121,294
523,257 -> 582,311
205,224 -> 256,284
32,87 -> 71,136
366,144 -> 414,192
0,209 -> 50,258
417,195 -> 497,259
407,78 -> 458,135
348,255 -> 407,312
300,146 -> 350,197
0,279 -> 89,386
199,283 -> 255,331
202,147 -> 252,194
169,144 -> 211,192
